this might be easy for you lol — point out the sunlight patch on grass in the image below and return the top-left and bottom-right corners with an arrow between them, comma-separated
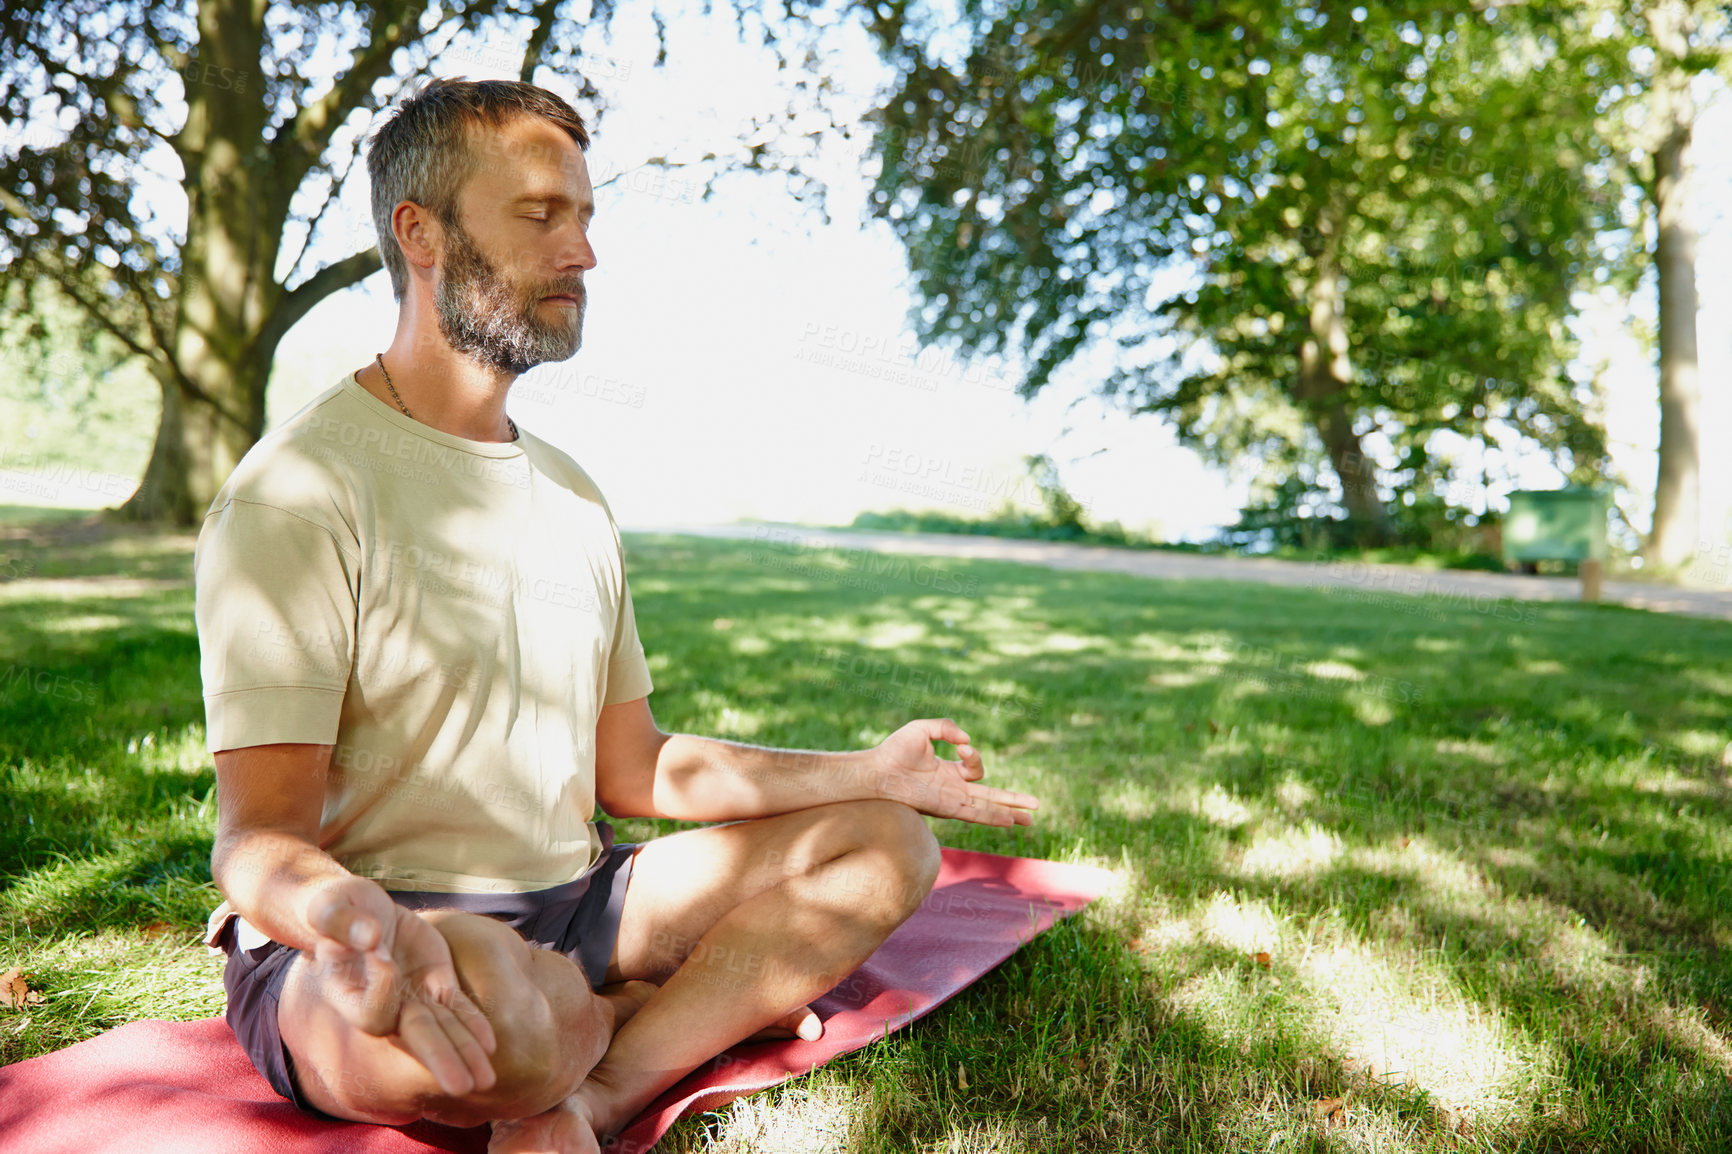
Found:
1274,778 -> 1319,811
1353,697 -> 1395,726
1305,660 -> 1364,682
854,621 -> 930,649
1295,939 -> 1532,1113
1649,1004 -> 1732,1077
1434,738 -> 1504,765
1145,668 -> 1209,688
1355,841 -> 1634,995
1238,824 -> 1343,880
1670,730 -> 1730,758
1631,771 -> 1727,798
1103,781 -> 1163,821
715,705 -> 765,739
0,930 -> 225,1064
127,723 -> 210,775
38,613 -> 127,633
1197,784 -> 1257,830
671,1081 -> 866,1153
1198,892 -> 1285,955
1149,885 -> 1551,1128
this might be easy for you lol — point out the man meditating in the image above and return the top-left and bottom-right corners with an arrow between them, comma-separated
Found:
196,76 -> 1039,1153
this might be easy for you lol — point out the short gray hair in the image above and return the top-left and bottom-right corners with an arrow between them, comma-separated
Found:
367,77 -> 590,301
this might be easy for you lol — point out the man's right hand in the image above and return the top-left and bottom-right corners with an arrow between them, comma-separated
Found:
303,876 -> 499,1097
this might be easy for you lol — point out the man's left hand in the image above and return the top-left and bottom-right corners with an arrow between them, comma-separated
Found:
871,718 -> 1039,826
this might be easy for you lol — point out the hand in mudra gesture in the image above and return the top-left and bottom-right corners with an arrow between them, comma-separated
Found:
870,718 -> 1040,827
304,876 -> 499,1097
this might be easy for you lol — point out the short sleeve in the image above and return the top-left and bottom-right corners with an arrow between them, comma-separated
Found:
604,576 -> 654,705
194,498 -> 359,752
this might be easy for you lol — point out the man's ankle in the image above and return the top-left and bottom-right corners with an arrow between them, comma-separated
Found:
567,1072 -> 628,1140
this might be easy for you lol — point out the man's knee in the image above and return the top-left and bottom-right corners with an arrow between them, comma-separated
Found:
413,912 -> 604,1126
843,799 -> 941,922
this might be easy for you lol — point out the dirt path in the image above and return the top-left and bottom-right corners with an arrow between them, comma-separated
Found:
632,523 -> 1732,624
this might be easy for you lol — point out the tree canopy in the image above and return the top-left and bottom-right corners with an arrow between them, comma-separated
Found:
861,0 -> 1625,544
0,0 -> 842,523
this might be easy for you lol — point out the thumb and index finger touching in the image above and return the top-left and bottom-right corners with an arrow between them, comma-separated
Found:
905,717 -> 1042,822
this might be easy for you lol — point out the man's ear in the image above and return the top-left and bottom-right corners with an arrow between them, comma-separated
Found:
391,200 -> 444,273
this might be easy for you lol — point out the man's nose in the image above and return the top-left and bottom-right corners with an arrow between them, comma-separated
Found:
560,219 -> 597,273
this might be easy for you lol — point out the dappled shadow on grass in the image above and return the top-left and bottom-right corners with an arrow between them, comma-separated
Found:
625,534 -> 1732,1149
3,525 -> 1730,1149
663,915 -> 1474,1153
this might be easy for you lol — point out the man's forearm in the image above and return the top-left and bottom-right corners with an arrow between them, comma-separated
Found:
212,828 -> 364,951
646,735 -> 884,821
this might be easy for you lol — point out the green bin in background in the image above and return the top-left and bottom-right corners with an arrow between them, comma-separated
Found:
1502,487 -> 1611,566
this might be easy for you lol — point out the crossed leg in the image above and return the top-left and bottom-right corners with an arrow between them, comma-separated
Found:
277,907 -> 644,1128
491,798 -> 941,1150
271,798 -> 939,1146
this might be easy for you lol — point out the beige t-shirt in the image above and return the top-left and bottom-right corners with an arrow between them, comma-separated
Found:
195,371 -> 653,899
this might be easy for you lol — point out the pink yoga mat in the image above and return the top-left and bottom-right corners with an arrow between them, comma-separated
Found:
0,849 -> 1112,1154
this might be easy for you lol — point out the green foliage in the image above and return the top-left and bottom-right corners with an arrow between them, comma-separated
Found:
860,0 -> 1623,533
0,284 -> 157,480
850,453 -> 1154,546
1224,476 -> 1503,560
848,507 -> 1153,548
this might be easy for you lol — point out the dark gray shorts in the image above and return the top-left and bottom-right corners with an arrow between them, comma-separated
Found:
214,824 -> 639,1115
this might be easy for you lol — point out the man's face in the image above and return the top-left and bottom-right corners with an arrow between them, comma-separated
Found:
433,115 -> 597,375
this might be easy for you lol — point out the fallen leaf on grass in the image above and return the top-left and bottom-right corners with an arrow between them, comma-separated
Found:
1253,951 -> 1272,969
956,1063 -> 969,1091
0,967 -> 44,1009
1312,1097 -> 1346,1127
139,922 -> 174,939
1206,719 -> 1220,735
1439,1105 -> 1474,1136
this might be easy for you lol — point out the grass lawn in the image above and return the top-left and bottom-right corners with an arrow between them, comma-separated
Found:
1,510 -> 1729,1152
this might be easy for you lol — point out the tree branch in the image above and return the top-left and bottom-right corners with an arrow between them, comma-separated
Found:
520,0 -> 564,82
279,0 -> 436,191
255,246 -> 383,358
49,273 -> 166,369
281,146 -> 365,286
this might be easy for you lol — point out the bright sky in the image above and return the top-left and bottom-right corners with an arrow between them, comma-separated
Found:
260,9 -> 1730,547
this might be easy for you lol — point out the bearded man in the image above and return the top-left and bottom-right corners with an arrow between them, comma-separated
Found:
196,77 -> 1039,1153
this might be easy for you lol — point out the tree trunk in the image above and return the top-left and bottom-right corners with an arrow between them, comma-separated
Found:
111,366 -> 194,524
1297,254 -> 1394,546
1647,0 -> 1702,568
109,0 -> 274,527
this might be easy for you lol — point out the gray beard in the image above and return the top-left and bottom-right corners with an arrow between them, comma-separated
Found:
434,222 -> 584,375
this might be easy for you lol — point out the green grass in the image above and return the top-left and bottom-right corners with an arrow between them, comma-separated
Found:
2,512 -> 1730,1151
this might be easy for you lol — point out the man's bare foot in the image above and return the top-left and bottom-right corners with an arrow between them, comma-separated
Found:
487,1096 -> 601,1154
746,1003 -> 823,1043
